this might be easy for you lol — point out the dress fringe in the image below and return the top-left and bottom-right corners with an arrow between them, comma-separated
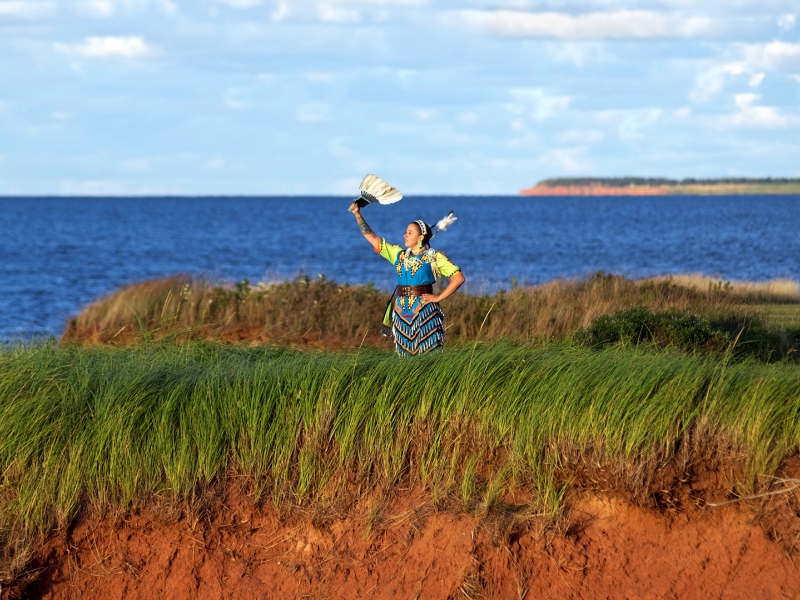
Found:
392,298 -> 445,356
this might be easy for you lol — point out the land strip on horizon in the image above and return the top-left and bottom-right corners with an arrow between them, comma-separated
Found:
521,177 -> 800,196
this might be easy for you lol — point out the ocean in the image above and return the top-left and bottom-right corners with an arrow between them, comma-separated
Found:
1,195 -> 799,341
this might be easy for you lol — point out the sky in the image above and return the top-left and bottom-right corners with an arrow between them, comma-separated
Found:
0,0 -> 799,195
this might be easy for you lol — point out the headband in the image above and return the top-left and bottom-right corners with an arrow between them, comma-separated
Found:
415,220 -> 428,237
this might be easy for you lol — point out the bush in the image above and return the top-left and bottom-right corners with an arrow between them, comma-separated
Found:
577,306 -> 730,353
578,305 -> 800,362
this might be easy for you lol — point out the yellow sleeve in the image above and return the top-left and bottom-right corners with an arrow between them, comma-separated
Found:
375,238 -> 403,264
434,250 -> 461,278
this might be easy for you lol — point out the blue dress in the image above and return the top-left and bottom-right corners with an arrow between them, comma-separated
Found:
376,239 -> 461,356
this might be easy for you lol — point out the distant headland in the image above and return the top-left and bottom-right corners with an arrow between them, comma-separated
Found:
520,177 -> 800,196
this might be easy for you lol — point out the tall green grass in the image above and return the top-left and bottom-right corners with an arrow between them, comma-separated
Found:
1,342 -> 799,575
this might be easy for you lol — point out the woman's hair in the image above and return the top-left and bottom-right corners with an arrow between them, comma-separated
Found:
410,220 -> 434,247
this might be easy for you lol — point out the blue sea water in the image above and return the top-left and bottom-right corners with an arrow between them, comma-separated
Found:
1,195 -> 799,340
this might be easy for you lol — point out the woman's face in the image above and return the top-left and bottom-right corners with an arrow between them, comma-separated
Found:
404,223 -> 424,248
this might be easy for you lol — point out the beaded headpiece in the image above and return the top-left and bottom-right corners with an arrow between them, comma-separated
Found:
414,220 -> 428,237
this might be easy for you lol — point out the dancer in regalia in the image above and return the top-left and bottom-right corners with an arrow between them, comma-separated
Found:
349,202 -> 465,356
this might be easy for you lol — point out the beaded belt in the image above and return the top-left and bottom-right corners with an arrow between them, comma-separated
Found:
396,285 -> 433,297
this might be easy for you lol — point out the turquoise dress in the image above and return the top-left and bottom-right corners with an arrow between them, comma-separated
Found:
376,239 -> 461,356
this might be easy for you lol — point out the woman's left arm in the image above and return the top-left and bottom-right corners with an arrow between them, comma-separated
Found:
422,271 -> 465,304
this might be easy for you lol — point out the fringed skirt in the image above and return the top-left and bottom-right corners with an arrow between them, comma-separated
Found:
392,296 -> 445,356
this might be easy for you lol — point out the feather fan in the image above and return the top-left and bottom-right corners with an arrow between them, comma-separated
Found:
352,174 -> 403,209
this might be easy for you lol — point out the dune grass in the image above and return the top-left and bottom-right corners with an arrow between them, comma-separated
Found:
1,341 -> 799,576
62,272 -> 800,347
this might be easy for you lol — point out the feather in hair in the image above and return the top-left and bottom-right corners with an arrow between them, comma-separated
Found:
435,211 -> 457,232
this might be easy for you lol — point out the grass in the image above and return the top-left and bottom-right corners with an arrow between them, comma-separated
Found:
62,272 -> 800,348
758,304 -> 800,329
1,341 -> 800,577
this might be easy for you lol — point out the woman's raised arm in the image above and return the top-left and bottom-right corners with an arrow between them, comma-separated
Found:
350,203 -> 381,251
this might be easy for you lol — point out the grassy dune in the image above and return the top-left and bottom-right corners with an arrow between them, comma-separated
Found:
1,341 -> 800,576
62,272 -> 800,348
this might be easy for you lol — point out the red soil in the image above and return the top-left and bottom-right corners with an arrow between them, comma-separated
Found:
61,323 -> 394,350
520,184 -> 668,196
15,482 -> 800,600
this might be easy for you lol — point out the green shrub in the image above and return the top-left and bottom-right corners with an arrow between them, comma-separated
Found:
578,305 -> 800,361
577,306 -> 729,353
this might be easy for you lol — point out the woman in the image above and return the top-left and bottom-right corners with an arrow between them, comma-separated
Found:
349,202 -> 466,356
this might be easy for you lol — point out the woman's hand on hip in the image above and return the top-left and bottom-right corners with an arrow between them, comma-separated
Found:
420,294 -> 441,305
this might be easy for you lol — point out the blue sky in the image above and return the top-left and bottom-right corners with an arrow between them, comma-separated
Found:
0,0 -> 798,194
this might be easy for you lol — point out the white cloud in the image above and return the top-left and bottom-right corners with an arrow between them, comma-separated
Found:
618,108 -> 661,139
717,93 -> 799,128
457,111 -> 478,124
342,0 -> 424,5
75,0 -> 176,17
332,177 -> 362,194
307,71 -> 334,83
742,41 -> 800,71
59,179 -> 132,195
223,88 -> 248,110
509,88 -> 571,120
271,1 -> 289,21
537,147 -> 592,173
53,36 -> 153,59
216,0 -> 261,8
673,107 -> 691,119
689,62 -> 743,102
778,14 -> 796,31
459,10 -> 714,39
544,42 -> 604,67
78,0 -> 113,17
690,42 -> 800,102
507,132 -> 539,148
558,129 -> 604,144
157,0 -> 177,15
0,1 -> 54,17
122,157 -> 150,171
318,5 -> 360,22
60,179 -> 183,195
376,121 -> 416,135
597,108 -> 662,139
295,102 -> 328,122
266,0 -> 417,24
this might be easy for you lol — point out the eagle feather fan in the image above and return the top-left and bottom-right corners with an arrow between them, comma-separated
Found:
352,174 -> 403,209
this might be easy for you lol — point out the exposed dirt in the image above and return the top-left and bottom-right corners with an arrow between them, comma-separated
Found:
60,319 -> 394,351
519,182 -> 800,196
10,476 -> 800,600
520,183 -> 668,196
60,322 -> 394,350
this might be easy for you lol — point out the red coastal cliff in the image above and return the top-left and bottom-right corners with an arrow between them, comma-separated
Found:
521,183 -> 667,196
